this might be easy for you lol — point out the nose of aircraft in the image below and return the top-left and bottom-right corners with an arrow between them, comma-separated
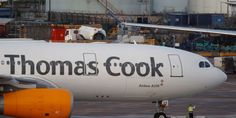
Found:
216,67 -> 227,83
207,68 -> 227,90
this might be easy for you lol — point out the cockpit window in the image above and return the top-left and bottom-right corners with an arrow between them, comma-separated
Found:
199,61 -> 211,68
199,61 -> 205,68
205,62 -> 210,68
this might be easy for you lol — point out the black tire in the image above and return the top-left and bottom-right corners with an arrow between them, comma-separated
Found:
154,113 -> 159,118
154,112 -> 167,118
93,33 -> 105,40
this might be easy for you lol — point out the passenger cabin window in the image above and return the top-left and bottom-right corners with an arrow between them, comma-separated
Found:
199,61 -> 211,68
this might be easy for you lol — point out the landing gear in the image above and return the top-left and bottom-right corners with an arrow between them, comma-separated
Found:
153,100 -> 168,118
154,112 -> 166,118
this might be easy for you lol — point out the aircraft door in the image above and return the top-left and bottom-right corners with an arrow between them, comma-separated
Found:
168,54 -> 183,77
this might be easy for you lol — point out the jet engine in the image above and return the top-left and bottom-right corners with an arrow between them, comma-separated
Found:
0,89 -> 73,118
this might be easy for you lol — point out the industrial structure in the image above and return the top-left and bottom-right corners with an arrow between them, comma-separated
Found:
1,0 -> 235,24
44,0 -> 231,15
188,0 -> 228,14
47,0 -> 151,15
0,0 -> 236,58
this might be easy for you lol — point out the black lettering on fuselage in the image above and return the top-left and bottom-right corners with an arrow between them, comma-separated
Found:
74,61 -> 85,76
4,54 -> 164,78
36,60 -> 50,75
105,57 -> 120,76
4,54 -> 99,76
4,55 -> 19,74
104,56 -> 164,77
121,62 -> 135,76
150,57 -> 164,77
136,62 -> 150,77
87,61 -> 99,75
21,55 -> 34,74
50,61 -> 72,75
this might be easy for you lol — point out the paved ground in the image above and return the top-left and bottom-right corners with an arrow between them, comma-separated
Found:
1,75 -> 236,118
71,75 -> 236,118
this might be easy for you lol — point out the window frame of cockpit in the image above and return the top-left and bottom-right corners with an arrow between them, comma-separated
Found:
199,61 -> 211,68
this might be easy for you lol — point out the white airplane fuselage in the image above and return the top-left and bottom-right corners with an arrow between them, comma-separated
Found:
0,42 -> 227,102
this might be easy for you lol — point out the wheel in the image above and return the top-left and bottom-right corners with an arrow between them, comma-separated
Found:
93,33 -> 105,40
154,112 -> 167,118
154,113 -> 159,118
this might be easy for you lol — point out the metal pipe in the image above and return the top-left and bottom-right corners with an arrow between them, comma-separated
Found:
48,0 -> 51,21
227,0 -> 230,16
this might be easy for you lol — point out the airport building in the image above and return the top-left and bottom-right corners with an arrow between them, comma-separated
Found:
0,0 -> 234,23
44,0 -> 229,15
46,0 -> 151,15
0,0 -> 236,58
43,0 -> 234,26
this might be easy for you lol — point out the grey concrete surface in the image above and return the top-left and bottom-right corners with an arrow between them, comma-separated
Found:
0,75 -> 236,118
71,75 -> 236,118
72,115 -> 236,118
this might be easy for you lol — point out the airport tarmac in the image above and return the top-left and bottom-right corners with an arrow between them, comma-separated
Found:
71,74 -> 236,118
0,75 -> 235,118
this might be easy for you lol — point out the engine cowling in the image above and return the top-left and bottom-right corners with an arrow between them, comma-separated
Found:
0,89 -> 73,118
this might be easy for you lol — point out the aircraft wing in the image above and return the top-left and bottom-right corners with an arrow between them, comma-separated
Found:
0,75 -> 13,81
0,75 -> 56,89
122,22 -> 236,36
